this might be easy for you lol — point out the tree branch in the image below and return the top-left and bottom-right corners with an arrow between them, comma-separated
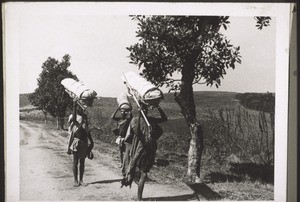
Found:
192,76 -> 207,85
193,81 -> 207,85
166,77 -> 181,82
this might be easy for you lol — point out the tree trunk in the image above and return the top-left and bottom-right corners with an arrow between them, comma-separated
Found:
60,117 -> 65,130
56,117 -> 60,130
175,61 -> 204,183
43,111 -> 48,124
56,117 -> 64,130
187,122 -> 203,182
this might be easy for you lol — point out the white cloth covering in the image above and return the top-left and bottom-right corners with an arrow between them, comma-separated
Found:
117,92 -> 131,109
122,72 -> 162,103
61,78 -> 97,100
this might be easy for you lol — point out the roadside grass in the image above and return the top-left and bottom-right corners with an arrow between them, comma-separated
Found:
210,180 -> 274,200
20,91 -> 274,200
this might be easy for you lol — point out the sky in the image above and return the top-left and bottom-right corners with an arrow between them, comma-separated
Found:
10,3 -> 277,97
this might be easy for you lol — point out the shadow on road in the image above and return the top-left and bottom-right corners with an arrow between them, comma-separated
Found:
144,183 -> 221,201
143,193 -> 198,201
89,179 -> 122,185
186,183 -> 222,201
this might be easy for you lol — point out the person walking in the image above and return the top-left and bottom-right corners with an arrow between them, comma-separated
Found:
121,102 -> 167,201
67,99 -> 94,187
111,103 -> 133,167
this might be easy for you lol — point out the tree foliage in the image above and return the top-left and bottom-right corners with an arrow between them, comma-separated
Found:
254,16 -> 271,30
29,54 -> 77,124
127,16 -> 242,92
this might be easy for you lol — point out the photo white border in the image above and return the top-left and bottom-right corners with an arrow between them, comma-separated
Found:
4,2 -> 291,202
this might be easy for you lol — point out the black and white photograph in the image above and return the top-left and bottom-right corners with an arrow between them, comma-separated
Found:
4,2 -> 292,201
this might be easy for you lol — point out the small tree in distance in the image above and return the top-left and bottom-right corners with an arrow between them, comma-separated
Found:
127,15 -> 271,183
29,54 -> 78,129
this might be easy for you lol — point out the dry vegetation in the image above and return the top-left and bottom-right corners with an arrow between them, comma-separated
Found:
20,91 -> 274,200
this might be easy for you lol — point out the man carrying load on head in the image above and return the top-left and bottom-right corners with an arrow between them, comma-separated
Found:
120,71 -> 167,200
61,78 -> 97,187
67,99 -> 94,187
111,93 -> 133,167
121,102 -> 167,201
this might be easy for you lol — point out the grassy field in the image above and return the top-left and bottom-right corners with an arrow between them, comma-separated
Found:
20,91 -> 274,200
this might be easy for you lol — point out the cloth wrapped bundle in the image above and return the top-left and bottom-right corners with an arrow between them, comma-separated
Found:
122,71 -> 163,106
61,78 -> 97,107
117,92 -> 132,110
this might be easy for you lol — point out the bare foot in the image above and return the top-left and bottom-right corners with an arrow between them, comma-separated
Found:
79,181 -> 88,187
73,181 -> 80,187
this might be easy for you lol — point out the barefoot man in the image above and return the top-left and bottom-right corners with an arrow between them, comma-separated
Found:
67,99 -> 94,187
121,102 -> 167,200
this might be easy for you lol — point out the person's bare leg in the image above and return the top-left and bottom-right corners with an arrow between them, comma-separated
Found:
73,154 -> 79,187
79,158 -> 87,186
119,149 -> 124,167
137,171 -> 147,201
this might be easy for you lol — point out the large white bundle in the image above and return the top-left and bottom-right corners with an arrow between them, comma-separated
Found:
61,78 -> 97,107
122,71 -> 162,106
117,92 -> 131,110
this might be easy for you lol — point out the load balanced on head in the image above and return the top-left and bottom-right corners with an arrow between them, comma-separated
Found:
61,78 -> 98,109
122,71 -> 163,108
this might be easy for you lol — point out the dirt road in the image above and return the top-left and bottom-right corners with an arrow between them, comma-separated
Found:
20,121 -> 198,201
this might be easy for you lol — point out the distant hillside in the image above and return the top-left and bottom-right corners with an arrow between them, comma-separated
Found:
20,91 -> 272,115
235,92 -> 275,113
20,91 -> 240,110
161,91 -> 241,120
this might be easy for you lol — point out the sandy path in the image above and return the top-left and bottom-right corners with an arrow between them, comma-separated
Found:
20,120 -> 197,201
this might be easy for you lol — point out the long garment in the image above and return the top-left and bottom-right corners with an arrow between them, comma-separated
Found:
68,114 -> 89,159
116,118 -> 131,152
121,115 -> 163,185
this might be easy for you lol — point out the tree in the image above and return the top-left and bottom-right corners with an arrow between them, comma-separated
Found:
127,15 -> 270,183
29,54 -> 78,129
